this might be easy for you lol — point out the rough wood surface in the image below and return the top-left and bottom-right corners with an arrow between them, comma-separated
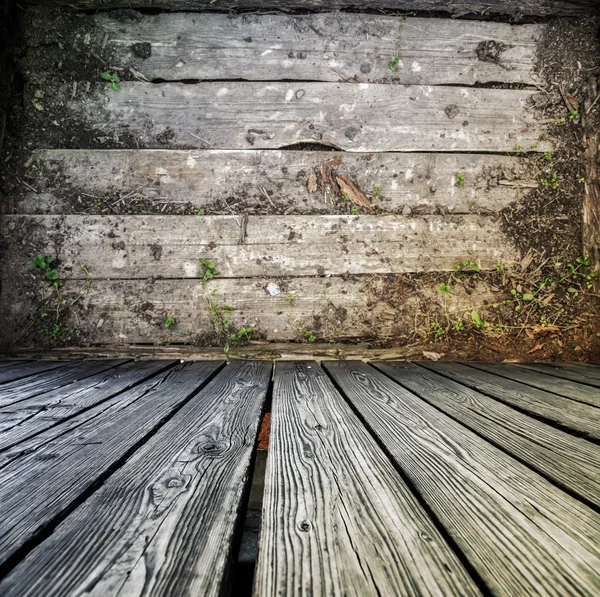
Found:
0,215 -> 519,279
324,360 -> 600,596
426,361 -> 600,440
0,360 -> 220,570
516,362 -> 600,388
0,362 -> 28,370
0,361 -> 69,384
0,277 -> 499,345
0,359 -> 125,408
82,13 -> 543,85
0,360 -> 172,452
20,149 -> 531,215
380,361 -> 600,508
0,360 -> 269,597
26,0 -> 600,18
255,360 -> 480,597
70,82 -> 549,153
466,362 -> 600,408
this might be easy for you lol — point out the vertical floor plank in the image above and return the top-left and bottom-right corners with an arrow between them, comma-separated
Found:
423,361 -> 600,440
0,360 -> 173,451
324,360 -> 600,596
381,361 -> 600,508
255,361 -> 481,597
0,360 -> 270,597
0,361 -> 73,384
0,359 -> 127,407
464,362 -> 600,408
0,360 -> 220,571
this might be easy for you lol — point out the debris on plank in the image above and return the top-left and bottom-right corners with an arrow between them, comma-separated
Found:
336,176 -> 373,210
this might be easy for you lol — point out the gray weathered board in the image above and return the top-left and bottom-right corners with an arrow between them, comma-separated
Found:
76,13 -> 543,85
0,361 -> 69,384
515,362 -> 600,388
0,360 -> 172,451
0,359 -> 124,407
382,361 -> 600,508
0,360 -> 269,597
0,361 -> 220,569
1,215 -> 519,279
255,361 -> 480,596
325,360 -> 600,596
0,278 -> 498,345
466,362 -> 600,408
69,82 -> 549,152
426,361 -> 600,440
27,0 -> 600,17
22,149 -> 533,215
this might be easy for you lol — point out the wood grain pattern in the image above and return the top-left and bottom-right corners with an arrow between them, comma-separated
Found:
27,0 -> 600,18
0,215 -> 519,279
426,361 -> 600,440
324,360 -> 600,596
0,361 -> 70,384
0,360 -> 269,597
0,360 -> 220,570
466,362 -> 600,408
86,13 -> 542,85
0,362 -> 28,370
380,361 -> 600,508
0,359 -> 125,408
70,82 -> 549,153
21,149 -> 532,216
0,360 -> 172,452
515,362 -> 600,388
255,360 -> 480,597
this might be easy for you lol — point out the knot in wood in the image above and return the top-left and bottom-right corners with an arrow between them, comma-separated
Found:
298,520 -> 312,532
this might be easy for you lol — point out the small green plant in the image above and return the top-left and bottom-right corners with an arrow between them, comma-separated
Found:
351,206 -> 360,216
453,320 -> 464,332
29,255 -> 61,288
374,185 -> 383,200
579,177 -> 586,184
389,56 -> 400,72
456,173 -> 465,187
494,263 -> 505,272
429,321 -> 445,340
341,194 -> 349,202
287,292 -> 296,307
196,209 -> 205,215
471,310 -> 487,330
199,258 -> 220,287
41,323 -> 72,339
543,151 -> 553,161
303,330 -> 317,343
454,258 -> 481,273
540,172 -> 559,191
164,315 -> 176,328
568,109 -> 580,121
101,71 -> 121,91
224,325 -> 255,356
513,144 -> 524,154
438,282 -> 451,294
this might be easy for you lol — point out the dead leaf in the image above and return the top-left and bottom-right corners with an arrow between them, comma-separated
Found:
520,249 -> 534,272
422,351 -> 442,361
559,84 -> 580,113
307,169 -> 318,193
527,342 -> 545,354
336,176 -> 373,209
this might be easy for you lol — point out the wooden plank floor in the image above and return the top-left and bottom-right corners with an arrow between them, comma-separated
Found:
0,6 -> 556,350
0,359 -> 598,596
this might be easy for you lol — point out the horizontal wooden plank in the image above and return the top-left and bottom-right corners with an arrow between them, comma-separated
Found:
0,360 -> 172,452
70,82 -> 549,152
26,0 -> 600,18
0,361 -> 220,570
381,361 -> 600,508
515,362 -> 600,388
467,362 -> 600,408
325,360 -> 600,596
0,362 -> 29,370
82,13 -> 543,85
427,361 -> 600,440
21,149 -> 531,215
0,215 -> 518,279
0,359 -> 125,408
0,361 -> 69,384
256,361 -> 480,596
0,360 -> 269,597
0,276 -> 500,346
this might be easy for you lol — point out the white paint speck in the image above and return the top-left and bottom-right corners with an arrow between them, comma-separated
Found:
339,104 -> 355,113
405,169 -> 413,181
359,83 -> 370,90
217,88 -> 229,97
411,61 -> 422,73
285,89 -> 294,102
186,155 -> 197,168
261,49 -> 273,57
175,61 -> 184,68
